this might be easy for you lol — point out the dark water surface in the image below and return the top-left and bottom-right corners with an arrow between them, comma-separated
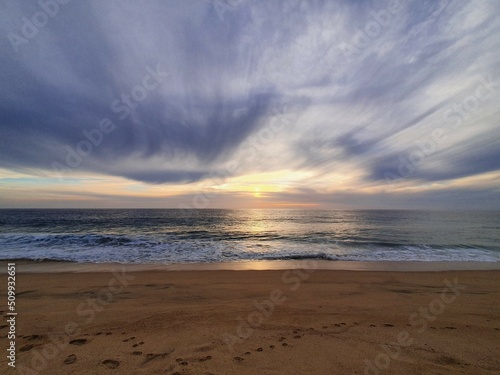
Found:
0,209 -> 499,263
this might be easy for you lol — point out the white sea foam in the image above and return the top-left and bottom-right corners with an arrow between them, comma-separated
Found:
1,233 -> 499,263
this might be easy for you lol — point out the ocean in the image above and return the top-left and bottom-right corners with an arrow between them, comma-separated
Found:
0,209 -> 499,263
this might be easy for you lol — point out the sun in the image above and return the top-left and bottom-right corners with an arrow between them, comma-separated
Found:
253,187 -> 261,197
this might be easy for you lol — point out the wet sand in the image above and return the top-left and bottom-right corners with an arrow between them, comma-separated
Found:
1,261 -> 500,374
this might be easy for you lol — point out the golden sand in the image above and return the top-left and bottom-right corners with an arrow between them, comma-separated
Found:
2,262 -> 500,374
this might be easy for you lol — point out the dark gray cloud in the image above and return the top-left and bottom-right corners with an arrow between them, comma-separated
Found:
0,0 -> 280,182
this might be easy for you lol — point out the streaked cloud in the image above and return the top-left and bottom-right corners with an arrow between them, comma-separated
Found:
0,0 -> 499,208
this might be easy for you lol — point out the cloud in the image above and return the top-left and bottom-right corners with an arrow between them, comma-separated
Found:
0,0 -> 499,208
0,1 -> 280,183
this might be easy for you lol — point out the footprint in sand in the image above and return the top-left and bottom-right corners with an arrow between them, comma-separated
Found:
64,354 -> 77,365
132,341 -> 145,347
294,335 -> 301,339
435,355 -> 462,366
102,359 -> 120,369
234,356 -> 244,362
24,334 -> 41,340
194,342 -> 218,352
384,324 -> 394,327
132,351 -> 142,355
269,345 -> 275,349
282,343 -> 288,347
19,344 -> 34,352
256,347 -> 263,352
143,351 -> 173,364
69,339 -> 88,346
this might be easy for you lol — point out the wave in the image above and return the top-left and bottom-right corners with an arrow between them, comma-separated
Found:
0,233 -> 138,247
0,233 -> 499,263
261,253 -> 338,261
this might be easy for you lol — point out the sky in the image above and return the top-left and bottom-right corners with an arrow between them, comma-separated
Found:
0,0 -> 499,209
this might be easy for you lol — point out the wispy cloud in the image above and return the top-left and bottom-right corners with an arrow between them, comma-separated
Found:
1,0 -> 499,208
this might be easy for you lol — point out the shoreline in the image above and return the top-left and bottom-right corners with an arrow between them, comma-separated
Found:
2,259 -> 500,273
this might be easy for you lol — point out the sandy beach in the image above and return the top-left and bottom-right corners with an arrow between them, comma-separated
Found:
2,261 -> 500,374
